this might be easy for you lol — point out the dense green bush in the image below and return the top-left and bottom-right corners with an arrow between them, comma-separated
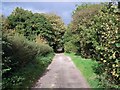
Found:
91,5 -> 120,88
64,3 -> 120,88
2,32 -> 54,89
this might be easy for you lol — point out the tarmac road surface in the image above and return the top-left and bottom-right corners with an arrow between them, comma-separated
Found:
32,53 -> 90,89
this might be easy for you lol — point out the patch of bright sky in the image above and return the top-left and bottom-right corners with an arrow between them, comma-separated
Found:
1,0 -> 112,25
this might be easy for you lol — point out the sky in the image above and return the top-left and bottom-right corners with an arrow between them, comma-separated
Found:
2,2 -> 80,25
1,0 -> 112,25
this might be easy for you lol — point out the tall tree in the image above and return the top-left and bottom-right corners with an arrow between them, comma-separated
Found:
6,7 -> 53,41
44,13 -> 66,52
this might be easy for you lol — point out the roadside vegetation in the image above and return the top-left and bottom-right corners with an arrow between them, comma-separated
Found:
2,28 -> 54,89
1,7 -> 66,89
64,2 -> 120,88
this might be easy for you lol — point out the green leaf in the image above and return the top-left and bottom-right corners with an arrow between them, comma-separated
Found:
115,43 -> 120,47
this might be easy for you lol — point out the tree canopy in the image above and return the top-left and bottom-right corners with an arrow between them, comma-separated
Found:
5,7 -> 66,52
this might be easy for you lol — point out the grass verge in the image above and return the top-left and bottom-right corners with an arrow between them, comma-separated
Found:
65,53 -> 100,88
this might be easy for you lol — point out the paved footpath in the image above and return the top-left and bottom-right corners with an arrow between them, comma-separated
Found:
32,53 -> 90,88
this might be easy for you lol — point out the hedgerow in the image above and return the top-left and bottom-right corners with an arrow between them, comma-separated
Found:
64,3 -> 120,88
91,4 -> 120,88
2,32 -> 54,89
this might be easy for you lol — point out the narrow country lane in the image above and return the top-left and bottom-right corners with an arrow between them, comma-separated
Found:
32,53 -> 90,88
